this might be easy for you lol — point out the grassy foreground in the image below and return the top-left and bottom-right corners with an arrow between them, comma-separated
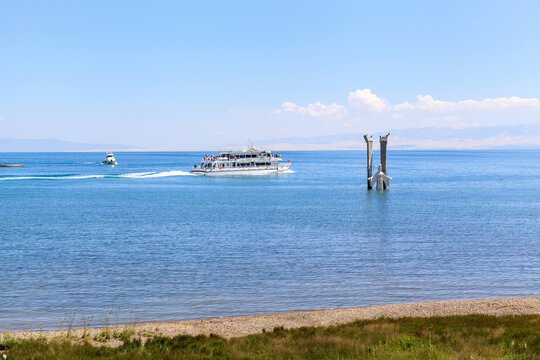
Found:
1,315 -> 539,359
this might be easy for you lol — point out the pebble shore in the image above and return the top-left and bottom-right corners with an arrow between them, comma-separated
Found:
2,297 -> 539,347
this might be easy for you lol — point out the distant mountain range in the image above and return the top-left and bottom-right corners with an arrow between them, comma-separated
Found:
0,138 -> 138,152
1,123 -> 539,151
259,123 -> 540,150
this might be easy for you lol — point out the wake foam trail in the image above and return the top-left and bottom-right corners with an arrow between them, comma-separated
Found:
0,170 -> 194,181
0,174 -> 107,181
281,169 -> 295,174
118,171 -> 193,178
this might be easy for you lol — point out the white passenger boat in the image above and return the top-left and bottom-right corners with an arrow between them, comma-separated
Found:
191,145 -> 290,176
101,152 -> 117,165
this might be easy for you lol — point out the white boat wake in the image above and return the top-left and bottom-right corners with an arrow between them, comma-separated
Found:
118,171 -> 194,178
0,170 -> 194,181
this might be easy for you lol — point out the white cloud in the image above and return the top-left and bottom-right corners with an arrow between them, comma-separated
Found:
274,91 -> 540,131
394,95 -> 540,111
347,89 -> 388,112
275,101 -> 348,118
457,96 -> 540,110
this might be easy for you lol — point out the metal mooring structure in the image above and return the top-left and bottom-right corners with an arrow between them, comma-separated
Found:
363,133 -> 391,190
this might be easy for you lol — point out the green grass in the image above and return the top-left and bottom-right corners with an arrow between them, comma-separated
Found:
1,315 -> 539,359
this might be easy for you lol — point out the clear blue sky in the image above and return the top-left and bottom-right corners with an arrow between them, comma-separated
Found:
1,0 -> 539,148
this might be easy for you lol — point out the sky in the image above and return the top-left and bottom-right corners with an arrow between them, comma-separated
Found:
1,0 -> 539,149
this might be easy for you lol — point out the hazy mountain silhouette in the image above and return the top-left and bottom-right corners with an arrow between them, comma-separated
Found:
0,138 -> 138,152
260,123 -> 540,150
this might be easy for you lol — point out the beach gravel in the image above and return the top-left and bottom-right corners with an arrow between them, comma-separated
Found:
2,297 -> 539,347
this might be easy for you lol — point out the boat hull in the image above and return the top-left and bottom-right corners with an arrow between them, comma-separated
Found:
192,165 -> 290,176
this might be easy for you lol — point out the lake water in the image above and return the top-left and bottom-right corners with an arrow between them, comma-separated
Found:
0,150 -> 538,330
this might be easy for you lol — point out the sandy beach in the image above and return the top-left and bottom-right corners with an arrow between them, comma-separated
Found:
2,297 -> 539,347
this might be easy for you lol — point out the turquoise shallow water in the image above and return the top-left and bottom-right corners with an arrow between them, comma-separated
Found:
0,150 -> 539,330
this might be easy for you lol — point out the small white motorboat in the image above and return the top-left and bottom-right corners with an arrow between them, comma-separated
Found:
101,152 -> 117,165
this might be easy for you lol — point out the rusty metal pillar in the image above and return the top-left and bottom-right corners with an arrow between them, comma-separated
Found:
379,133 -> 389,189
379,133 -> 389,175
363,135 -> 373,189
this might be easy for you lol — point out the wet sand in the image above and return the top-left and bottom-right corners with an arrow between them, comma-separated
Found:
2,297 -> 539,347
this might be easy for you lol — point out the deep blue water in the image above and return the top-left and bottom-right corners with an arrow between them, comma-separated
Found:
0,151 -> 539,330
